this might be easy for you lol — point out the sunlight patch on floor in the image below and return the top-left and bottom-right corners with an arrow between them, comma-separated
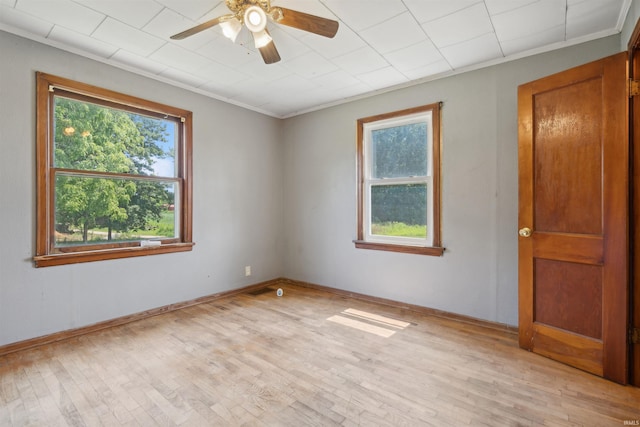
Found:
327,308 -> 410,337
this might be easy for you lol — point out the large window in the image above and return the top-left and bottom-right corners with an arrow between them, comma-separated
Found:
355,103 -> 443,256
35,72 -> 193,267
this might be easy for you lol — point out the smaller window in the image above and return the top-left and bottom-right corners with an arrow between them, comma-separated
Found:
355,103 -> 443,256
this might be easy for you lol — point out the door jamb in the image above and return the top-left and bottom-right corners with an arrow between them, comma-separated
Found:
627,16 -> 640,387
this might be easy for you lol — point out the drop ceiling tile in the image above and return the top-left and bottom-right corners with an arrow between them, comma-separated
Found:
229,79 -> 281,106
383,39 -> 443,72
197,35 -> 257,68
48,25 -> 118,58
145,8 -> 217,51
0,4 -> 53,37
423,2 -> 493,48
284,51 -> 338,79
158,67 -> 207,87
269,86 -> 337,113
499,25 -> 565,56
198,78 -> 249,100
273,0 -> 338,21
149,42 -> 211,71
195,2 -> 235,24
490,1 -> 565,42
155,0 -> 221,21
299,25 -> 366,59
191,60 -> 249,86
169,4 -> 236,52
566,0 -> 624,39
269,74 -> 319,94
145,8 -> 195,39
401,59 -> 452,80
303,86 -> 347,105
324,81 -> 373,100
440,32 -> 503,69
357,66 -> 408,90
264,25 -> 312,61
321,0 -> 406,31
404,0 -> 481,23
93,18 -> 165,57
484,0 -> 538,15
262,99 -> 320,117
15,0 -> 104,35
359,12 -> 426,54
331,46 -> 388,75
240,61 -> 293,82
78,0 -> 163,29
110,49 -> 168,75
312,69 -> 361,90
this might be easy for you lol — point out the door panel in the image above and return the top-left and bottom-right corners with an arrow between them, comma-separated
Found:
533,77 -> 603,235
534,259 -> 602,339
518,52 -> 628,384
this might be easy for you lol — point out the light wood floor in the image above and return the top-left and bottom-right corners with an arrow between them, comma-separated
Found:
1,284 -> 639,426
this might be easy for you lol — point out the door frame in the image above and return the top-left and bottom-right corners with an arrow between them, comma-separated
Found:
628,17 -> 640,387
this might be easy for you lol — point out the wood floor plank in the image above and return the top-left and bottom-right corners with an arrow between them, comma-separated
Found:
1,283 -> 639,426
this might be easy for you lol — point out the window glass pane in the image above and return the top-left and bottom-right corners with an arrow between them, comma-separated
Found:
371,184 -> 427,238
54,97 -> 176,177
54,175 -> 177,247
371,123 -> 427,179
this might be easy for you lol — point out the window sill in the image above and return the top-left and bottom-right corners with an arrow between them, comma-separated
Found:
353,240 -> 444,256
34,242 -> 194,267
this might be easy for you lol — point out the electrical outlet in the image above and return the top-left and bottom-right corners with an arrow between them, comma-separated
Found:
245,266 -> 251,276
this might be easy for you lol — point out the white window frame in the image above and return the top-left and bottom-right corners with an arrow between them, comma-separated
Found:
363,111 -> 434,247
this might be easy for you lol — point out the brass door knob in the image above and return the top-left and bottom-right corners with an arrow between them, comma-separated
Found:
519,227 -> 532,238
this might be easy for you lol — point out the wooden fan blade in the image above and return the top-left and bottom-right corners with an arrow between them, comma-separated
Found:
259,40 -> 281,64
170,14 -> 232,40
277,7 -> 338,38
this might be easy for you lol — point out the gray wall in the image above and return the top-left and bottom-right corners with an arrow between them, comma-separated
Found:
281,35 -> 622,327
622,0 -> 640,50
0,31 -> 284,346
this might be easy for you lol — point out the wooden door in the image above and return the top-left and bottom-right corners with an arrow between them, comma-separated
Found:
518,52 -> 628,384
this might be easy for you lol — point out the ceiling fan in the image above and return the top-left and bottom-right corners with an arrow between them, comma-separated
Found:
170,0 -> 339,64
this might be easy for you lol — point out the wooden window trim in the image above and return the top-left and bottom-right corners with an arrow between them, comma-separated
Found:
355,103 -> 443,256
34,72 -> 194,267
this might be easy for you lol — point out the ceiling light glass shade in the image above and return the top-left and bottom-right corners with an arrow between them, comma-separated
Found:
220,17 -> 242,42
252,29 -> 272,48
244,5 -> 267,32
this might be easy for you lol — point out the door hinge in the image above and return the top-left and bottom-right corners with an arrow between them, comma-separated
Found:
631,327 -> 640,344
630,79 -> 640,97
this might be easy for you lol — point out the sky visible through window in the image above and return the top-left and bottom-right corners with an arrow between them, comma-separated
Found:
151,119 -> 176,178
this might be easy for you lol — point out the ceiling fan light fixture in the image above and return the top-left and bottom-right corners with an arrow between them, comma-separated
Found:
252,29 -> 272,48
170,1 -> 339,65
244,5 -> 267,33
219,17 -> 242,42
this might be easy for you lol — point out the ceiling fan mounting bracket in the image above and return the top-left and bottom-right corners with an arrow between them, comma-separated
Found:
226,0 -> 272,17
